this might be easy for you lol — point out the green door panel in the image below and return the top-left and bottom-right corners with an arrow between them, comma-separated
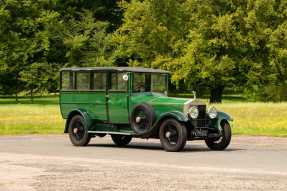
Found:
60,91 -> 107,121
107,92 -> 129,123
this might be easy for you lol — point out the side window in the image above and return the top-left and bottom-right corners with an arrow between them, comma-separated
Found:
151,74 -> 167,94
110,72 -> 127,91
61,71 -> 74,90
76,72 -> 90,90
133,73 -> 151,92
92,72 -> 106,90
133,73 -> 145,92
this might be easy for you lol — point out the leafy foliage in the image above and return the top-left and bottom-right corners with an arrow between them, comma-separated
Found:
0,0 -> 287,102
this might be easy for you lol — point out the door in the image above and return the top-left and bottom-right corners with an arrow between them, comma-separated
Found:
107,72 -> 130,123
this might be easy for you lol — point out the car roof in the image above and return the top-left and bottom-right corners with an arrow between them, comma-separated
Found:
60,67 -> 170,74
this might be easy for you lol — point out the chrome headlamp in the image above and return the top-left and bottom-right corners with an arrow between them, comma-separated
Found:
207,106 -> 218,119
188,106 -> 199,119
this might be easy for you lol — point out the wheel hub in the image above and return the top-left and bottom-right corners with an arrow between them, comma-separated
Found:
73,128 -> 78,134
135,116 -> 141,123
165,131 -> 171,138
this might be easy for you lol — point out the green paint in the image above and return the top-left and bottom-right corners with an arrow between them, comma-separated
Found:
60,91 -> 107,121
59,67 -> 232,137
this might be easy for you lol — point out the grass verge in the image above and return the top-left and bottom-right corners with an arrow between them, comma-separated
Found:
0,104 -> 63,135
0,96 -> 287,137
216,103 -> 287,137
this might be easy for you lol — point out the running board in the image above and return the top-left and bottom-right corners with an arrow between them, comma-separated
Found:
88,131 -> 134,136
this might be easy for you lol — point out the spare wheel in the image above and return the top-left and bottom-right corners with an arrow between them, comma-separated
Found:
131,103 -> 156,136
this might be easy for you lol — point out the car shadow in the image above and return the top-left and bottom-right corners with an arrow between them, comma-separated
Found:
87,142 -> 244,152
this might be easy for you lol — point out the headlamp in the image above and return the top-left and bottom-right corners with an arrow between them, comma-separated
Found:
207,106 -> 218,119
188,106 -> 199,119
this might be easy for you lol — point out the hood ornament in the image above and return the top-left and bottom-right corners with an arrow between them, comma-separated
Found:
192,91 -> 196,100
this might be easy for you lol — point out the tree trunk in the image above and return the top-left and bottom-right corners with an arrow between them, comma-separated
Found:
209,86 -> 224,103
30,88 -> 33,103
15,92 -> 18,103
15,74 -> 18,103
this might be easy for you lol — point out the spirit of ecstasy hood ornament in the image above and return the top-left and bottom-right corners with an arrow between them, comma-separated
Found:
192,91 -> 196,100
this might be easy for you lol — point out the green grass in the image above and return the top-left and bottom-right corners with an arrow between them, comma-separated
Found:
0,96 -> 287,137
215,103 -> 287,137
0,95 -> 59,105
0,104 -> 64,135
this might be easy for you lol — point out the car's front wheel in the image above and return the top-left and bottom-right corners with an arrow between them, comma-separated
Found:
111,134 -> 132,147
205,120 -> 231,150
159,119 -> 187,152
68,115 -> 91,146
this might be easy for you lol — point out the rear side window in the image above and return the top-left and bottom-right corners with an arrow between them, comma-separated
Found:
61,71 -> 74,90
110,72 -> 127,91
92,72 -> 106,90
76,72 -> 90,90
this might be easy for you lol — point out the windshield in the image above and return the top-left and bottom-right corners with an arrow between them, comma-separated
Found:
133,73 -> 167,94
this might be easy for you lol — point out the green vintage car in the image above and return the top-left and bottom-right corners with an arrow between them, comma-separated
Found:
59,67 -> 232,152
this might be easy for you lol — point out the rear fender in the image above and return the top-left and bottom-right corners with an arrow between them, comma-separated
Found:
64,109 -> 93,133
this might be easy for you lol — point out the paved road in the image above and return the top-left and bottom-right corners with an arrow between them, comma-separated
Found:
0,135 -> 287,191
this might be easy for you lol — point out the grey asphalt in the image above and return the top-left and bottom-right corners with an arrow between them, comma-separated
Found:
0,135 -> 287,191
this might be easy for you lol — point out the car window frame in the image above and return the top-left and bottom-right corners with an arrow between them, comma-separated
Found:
60,71 -> 109,92
60,71 -> 75,91
75,71 -> 91,91
108,72 -> 129,92
132,72 -> 168,94
91,72 -> 107,91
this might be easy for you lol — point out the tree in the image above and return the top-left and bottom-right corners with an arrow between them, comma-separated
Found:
243,0 -> 287,101
0,0 -> 122,97
177,0 -> 245,102
113,0 -> 242,102
112,0 -> 187,67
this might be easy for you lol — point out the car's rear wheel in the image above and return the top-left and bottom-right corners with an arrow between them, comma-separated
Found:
111,134 -> 132,147
159,119 -> 187,152
205,120 -> 231,150
68,115 -> 91,146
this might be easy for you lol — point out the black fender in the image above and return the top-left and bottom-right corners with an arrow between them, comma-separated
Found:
217,111 -> 233,131
153,111 -> 188,131
64,109 -> 93,133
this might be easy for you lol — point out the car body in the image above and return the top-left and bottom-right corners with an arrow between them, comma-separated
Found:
59,67 -> 233,151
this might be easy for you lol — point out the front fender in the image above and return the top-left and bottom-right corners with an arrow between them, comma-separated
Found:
217,111 -> 233,122
64,109 -> 93,133
216,111 -> 233,130
154,111 -> 188,127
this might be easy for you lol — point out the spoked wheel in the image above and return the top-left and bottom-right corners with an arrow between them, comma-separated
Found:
159,119 -> 187,152
68,115 -> 91,146
131,104 -> 155,136
205,120 -> 231,150
111,134 -> 132,147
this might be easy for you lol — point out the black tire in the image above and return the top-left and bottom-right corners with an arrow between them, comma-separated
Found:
111,134 -> 132,147
131,103 -> 156,136
68,115 -> 91,146
159,119 -> 187,152
205,120 -> 231,150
